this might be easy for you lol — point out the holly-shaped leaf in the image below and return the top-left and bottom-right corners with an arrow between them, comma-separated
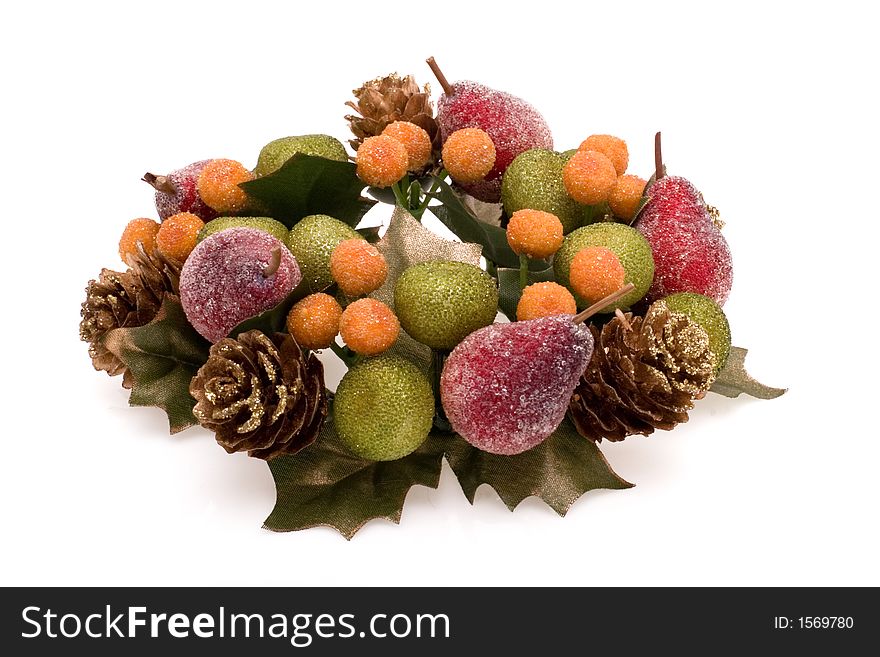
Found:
239,153 -> 376,228
429,178 -> 549,270
710,346 -> 787,399
496,265 -> 556,321
264,410 -> 448,539
101,296 -> 210,433
444,418 -> 633,515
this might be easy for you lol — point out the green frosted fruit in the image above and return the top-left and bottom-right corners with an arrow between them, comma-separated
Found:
394,261 -> 498,350
501,149 -> 584,233
334,355 -> 434,461
663,292 -> 731,372
254,134 -> 348,177
287,215 -> 362,294
554,223 -> 654,311
197,216 -> 289,244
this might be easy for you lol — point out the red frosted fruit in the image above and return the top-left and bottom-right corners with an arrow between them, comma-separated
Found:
635,176 -> 733,305
180,227 -> 301,343
440,315 -> 593,455
143,160 -> 219,222
437,80 -> 553,202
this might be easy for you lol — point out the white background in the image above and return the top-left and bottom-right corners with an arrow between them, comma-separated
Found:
1,0 -> 877,586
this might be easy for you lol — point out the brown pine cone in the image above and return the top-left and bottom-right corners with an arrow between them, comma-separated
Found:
190,330 -> 327,460
80,243 -> 181,385
345,73 -> 441,155
570,300 -> 717,442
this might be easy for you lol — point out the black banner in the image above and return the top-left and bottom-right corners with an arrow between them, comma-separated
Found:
1,587 -> 874,654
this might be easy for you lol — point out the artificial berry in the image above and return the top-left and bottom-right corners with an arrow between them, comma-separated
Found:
356,135 -> 409,188
119,217 -> 160,264
516,282 -> 577,321
381,121 -> 432,171
562,150 -> 617,206
286,293 -> 343,350
569,246 -> 627,306
506,209 -> 564,260
578,134 -> 629,176
442,127 -> 496,184
156,212 -> 205,262
330,239 -> 388,297
196,159 -> 255,214
339,298 -> 400,356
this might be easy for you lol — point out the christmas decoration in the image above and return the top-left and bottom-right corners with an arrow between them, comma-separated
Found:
79,56 -> 785,538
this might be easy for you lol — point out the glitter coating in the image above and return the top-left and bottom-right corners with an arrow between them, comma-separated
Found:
286,214 -> 363,294
663,292 -> 731,372
609,174 -> 647,221
501,149 -> 583,233
516,282 -> 577,321
254,134 -> 348,177
356,135 -> 408,188
506,209 -> 564,259
156,212 -> 205,262
381,121 -> 433,172
197,216 -> 289,244
563,150 -> 617,206
578,135 -> 629,176
330,239 -> 388,297
634,176 -> 733,305
153,160 -> 219,222
180,227 -> 301,343
440,316 -> 594,455
555,223 -> 654,310
334,355 -> 434,461
286,292 -> 343,350
394,260 -> 498,350
196,159 -> 255,214
442,127 -> 496,184
339,298 -> 400,356
569,246 -> 627,306
437,80 -> 553,202
118,217 -> 160,265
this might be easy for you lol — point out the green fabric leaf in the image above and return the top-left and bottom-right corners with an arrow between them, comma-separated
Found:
356,225 -> 381,243
444,418 -> 633,515
429,178 -> 541,269
710,346 -> 787,399
264,408 -> 448,539
102,296 -> 210,433
240,153 -> 375,228
496,265 -> 556,321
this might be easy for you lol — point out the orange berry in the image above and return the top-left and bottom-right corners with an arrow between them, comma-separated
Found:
382,121 -> 432,171
356,135 -> 408,188
330,239 -> 388,297
196,158 -> 255,213
609,174 -> 648,221
442,128 -> 496,184
578,134 -> 628,176
563,150 -> 617,205
286,293 -> 343,350
119,217 -> 160,264
569,246 -> 627,305
506,209 -> 564,259
339,298 -> 400,356
516,282 -> 577,321
156,212 -> 205,262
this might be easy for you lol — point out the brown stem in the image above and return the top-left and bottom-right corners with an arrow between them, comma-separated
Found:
654,132 -> 664,181
426,56 -> 454,96
262,247 -> 282,278
572,283 -> 635,324
142,172 -> 176,195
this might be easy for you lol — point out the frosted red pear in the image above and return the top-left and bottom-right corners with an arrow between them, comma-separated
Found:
440,315 -> 593,455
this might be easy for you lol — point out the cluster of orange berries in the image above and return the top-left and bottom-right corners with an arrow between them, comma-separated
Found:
356,121 -> 496,188
563,134 -> 646,221
285,239 -> 400,358
118,158 -> 258,266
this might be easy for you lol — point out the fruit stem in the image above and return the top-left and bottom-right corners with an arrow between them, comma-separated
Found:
572,283 -> 635,324
654,132 -> 664,181
262,247 -> 282,278
426,57 -> 454,96
329,341 -> 361,368
519,254 -> 530,290
142,172 -> 176,195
